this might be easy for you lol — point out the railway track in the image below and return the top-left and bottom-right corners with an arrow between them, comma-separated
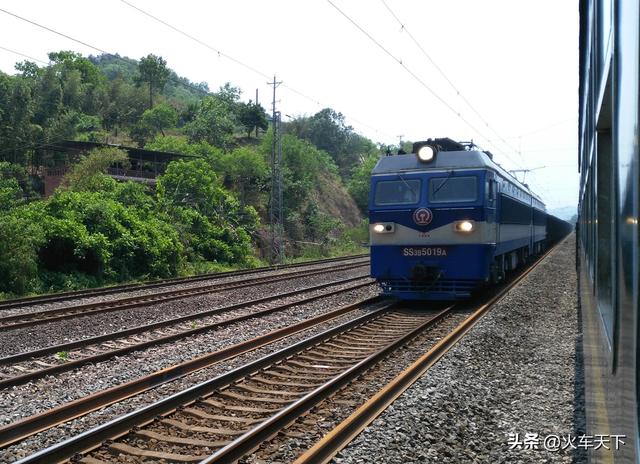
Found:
0,276 -> 373,388
294,242 -> 563,464
4,246 -> 561,463
0,293 -> 383,450
0,254 -> 367,311
0,260 -> 369,331
5,242 -> 564,464
13,302 -> 454,463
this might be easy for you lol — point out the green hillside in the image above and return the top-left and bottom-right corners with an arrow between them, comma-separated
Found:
0,51 -> 384,297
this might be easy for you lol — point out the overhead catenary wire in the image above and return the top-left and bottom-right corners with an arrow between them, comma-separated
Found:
326,0 -> 558,202
118,0 -> 395,140
325,0 -> 526,171
327,0 -> 564,203
379,0 -> 528,165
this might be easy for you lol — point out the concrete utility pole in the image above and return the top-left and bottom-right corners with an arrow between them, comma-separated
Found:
268,76 -> 284,264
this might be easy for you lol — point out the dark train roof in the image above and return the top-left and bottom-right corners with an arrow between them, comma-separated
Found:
372,151 -> 543,202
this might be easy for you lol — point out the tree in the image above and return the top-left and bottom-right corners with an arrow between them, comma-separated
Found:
0,74 -> 36,164
222,146 -> 269,206
156,158 -> 223,217
347,154 -> 381,212
48,51 -> 103,86
62,147 -> 130,191
156,159 -> 258,264
284,108 -> 376,179
0,214 -> 40,294
15,60 -> 40,79
307,108 -> 350,157
215,82 -> 242,109
136,54 -> 170,109
102,75 -> 146,136
239,101 -> 268,138
185,95 -> 236,148
140,103 -> 178,137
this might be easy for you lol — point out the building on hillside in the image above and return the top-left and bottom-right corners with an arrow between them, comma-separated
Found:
39,140 -> 193,197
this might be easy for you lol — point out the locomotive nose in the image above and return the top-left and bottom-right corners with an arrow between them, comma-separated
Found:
410,264 -> 441,282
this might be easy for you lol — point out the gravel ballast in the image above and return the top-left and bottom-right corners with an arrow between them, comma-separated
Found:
0,266 -> 369,357
1,285 -> 381,463
331,236 -> 581,463
0,257 -> 368,318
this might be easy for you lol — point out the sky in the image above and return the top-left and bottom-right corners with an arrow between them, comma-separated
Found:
0,0 -> 579,210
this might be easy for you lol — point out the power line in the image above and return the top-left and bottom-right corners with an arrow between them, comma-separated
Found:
119,0 -> 394,139
326,0 -> 525,170
0,8 -> 109,54
511,118 -> 576,138
379,0 -> 527,164
0,45 -> 48,65
120,0 -> 271,81
0,7 -> 212,98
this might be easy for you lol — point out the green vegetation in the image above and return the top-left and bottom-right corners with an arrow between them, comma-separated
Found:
0,51 -> 383,298
54,351 -> 69,361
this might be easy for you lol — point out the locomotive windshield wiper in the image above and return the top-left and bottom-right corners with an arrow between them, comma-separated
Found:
432,169 -> 455,197
397,173 -> 418,198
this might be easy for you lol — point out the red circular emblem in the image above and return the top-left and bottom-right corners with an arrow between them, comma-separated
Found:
413,207 -> 433,226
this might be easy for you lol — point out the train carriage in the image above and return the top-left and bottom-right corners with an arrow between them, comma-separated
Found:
577,0 -> 640,460
369,138 -> 547,300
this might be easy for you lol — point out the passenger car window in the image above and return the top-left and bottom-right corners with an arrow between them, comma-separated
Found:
429,176 -> 478,203
374,179 -> 421,205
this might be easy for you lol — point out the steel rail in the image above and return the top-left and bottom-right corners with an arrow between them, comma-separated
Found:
199,305 -> 454,464
0,277 -> 374,387
12,303 -> 397,464
0,254 -> 368,311
293,243 -> 562,464
0,294 -> 384,450
0,261 -> 368,331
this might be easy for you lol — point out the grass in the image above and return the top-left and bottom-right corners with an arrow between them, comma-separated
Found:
54,351 -> 69,362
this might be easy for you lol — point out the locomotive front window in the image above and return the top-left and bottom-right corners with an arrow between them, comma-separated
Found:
429,176 -> 478,203
374,179 -> 421,205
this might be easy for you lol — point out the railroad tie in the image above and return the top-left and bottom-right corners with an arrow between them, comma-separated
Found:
108,442 -> 208,462
134,429 -> 228,447
197,400 -> 277,416
235,383 -> 302,397
160,418 -> 242,436
181,406 -> 258,423
219,390 -> 294,405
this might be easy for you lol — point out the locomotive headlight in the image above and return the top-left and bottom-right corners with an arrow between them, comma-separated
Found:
417,145 -> 435,162
454,220 -> 474,232
372,223 -> 395,233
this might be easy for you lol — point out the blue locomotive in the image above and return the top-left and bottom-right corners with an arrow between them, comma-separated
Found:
369,138 -> 547,300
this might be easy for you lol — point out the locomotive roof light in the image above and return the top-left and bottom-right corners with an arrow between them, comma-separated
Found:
417,145 -> 435,163
412,138 -> 465,162
454,220 -> 474,233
